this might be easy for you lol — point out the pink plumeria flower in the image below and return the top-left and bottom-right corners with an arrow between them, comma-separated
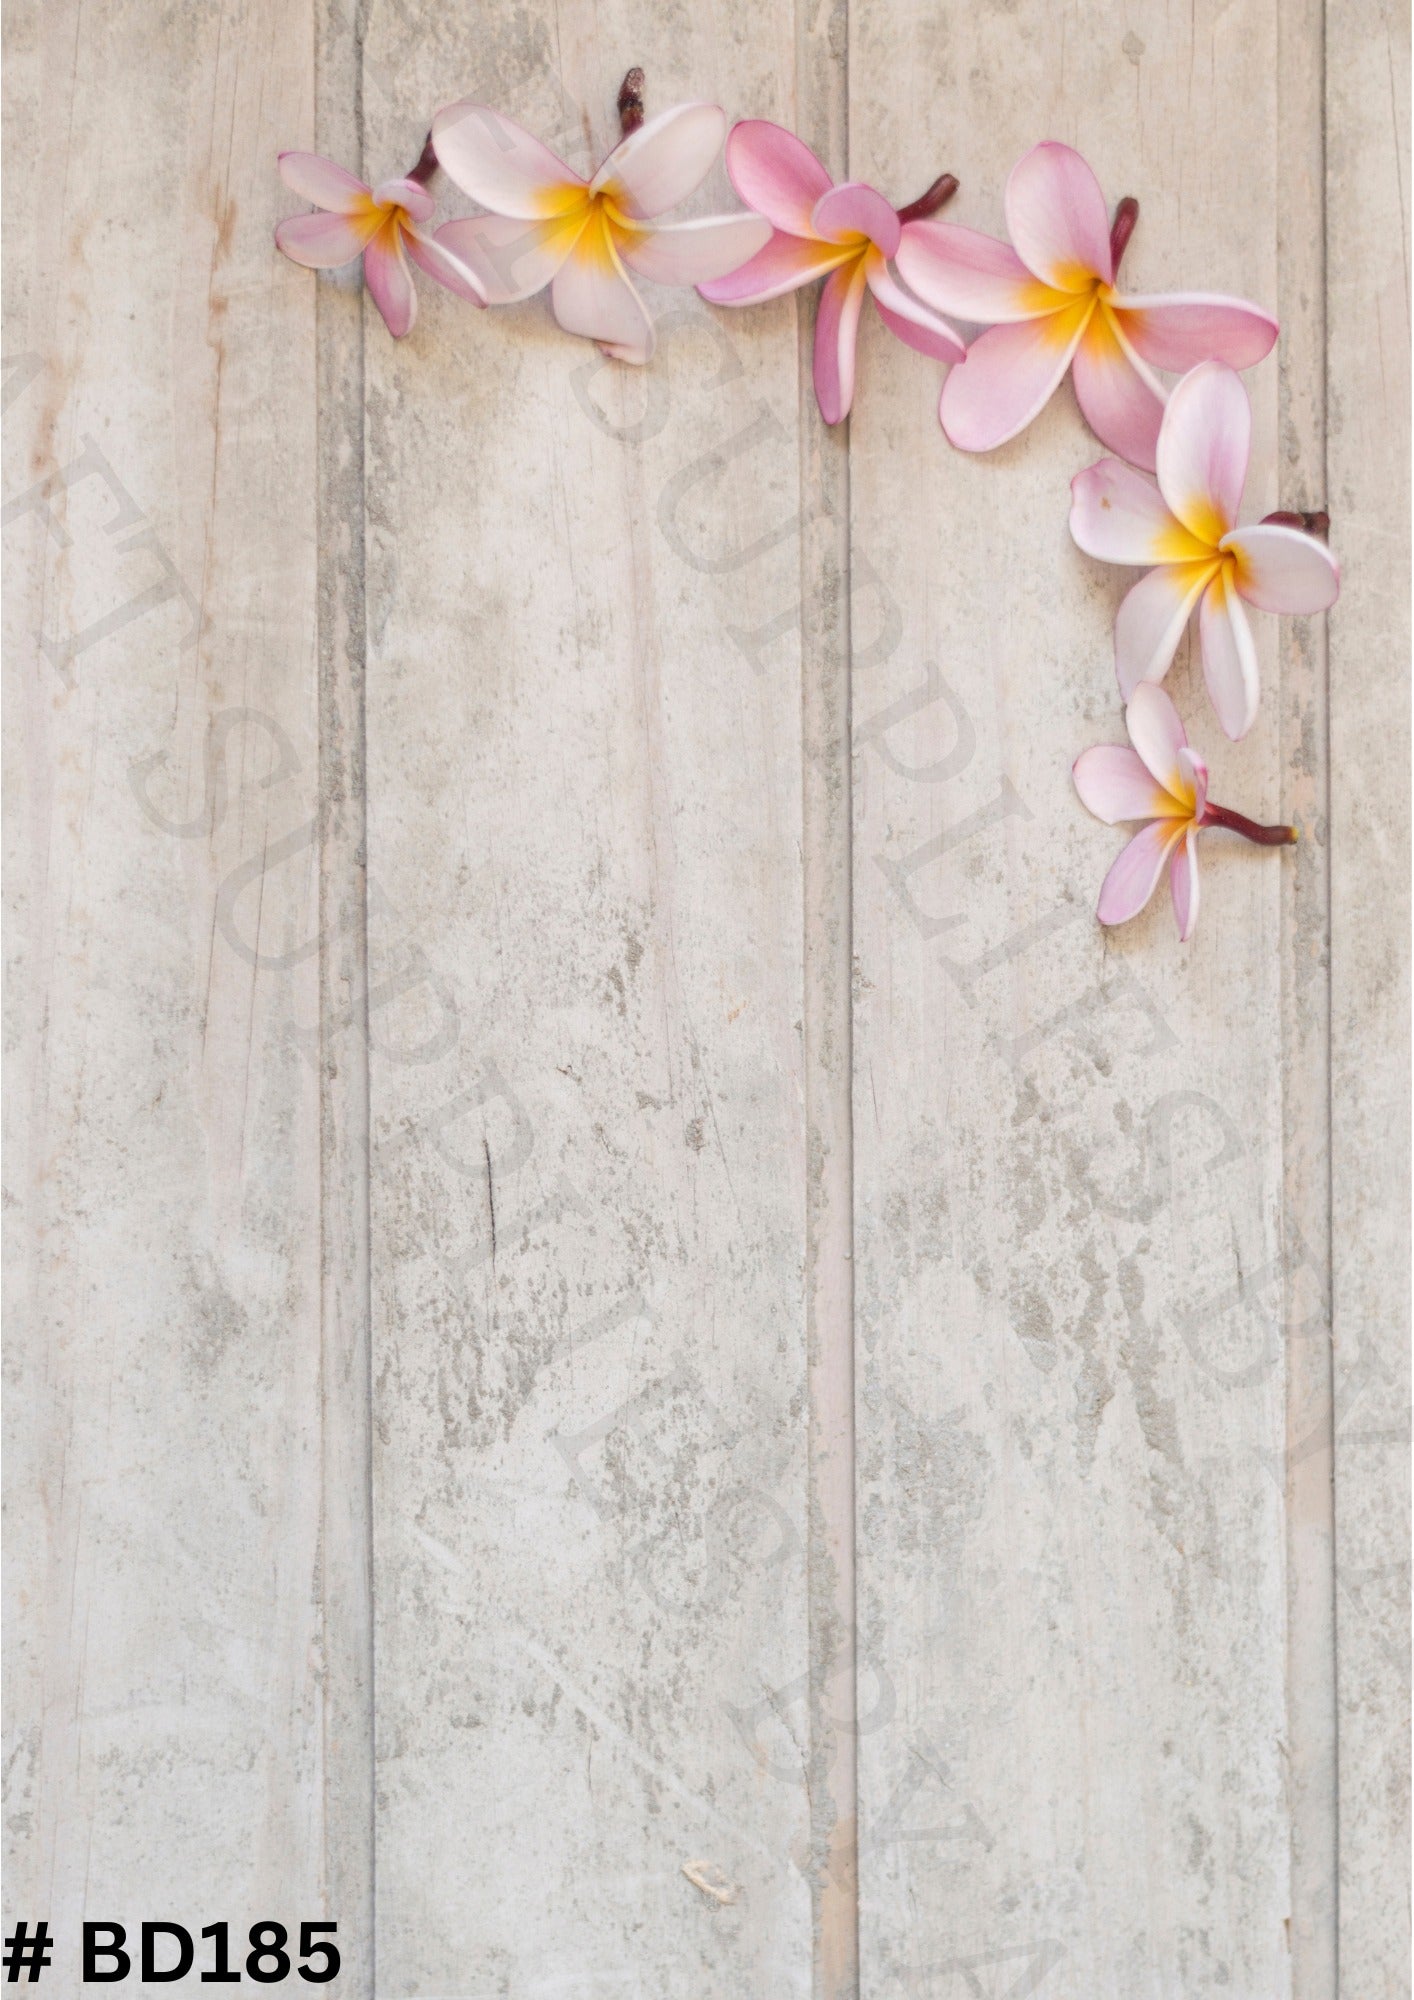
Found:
1071,360 -> 1340,741
697,121 -> 966,424
1074,682 -> 1296,941
428,101 -> 771,365
275,151 -> 485,338
896,140 -> 1278,469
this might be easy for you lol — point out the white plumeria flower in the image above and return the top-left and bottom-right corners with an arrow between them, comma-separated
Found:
1074,682 -> 1297,942
897,141 -> 1277,467
429,100 -> 771,364
1070,359 -> 1340,740
698,120 -> 965,424
274,151 -> 485,338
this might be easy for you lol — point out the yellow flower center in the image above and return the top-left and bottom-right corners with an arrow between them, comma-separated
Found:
534,181 -> 651,266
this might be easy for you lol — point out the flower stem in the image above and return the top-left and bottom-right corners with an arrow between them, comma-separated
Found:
1260,507 -> 1331,539
618,67 -> 646,137
407,133 -> 438,186
896,172 -> 959,224
1204,802 -> 1299,845
1110,195 -> 1139,273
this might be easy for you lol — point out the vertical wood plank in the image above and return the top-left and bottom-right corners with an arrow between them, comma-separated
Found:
795,0 -> 859,1989
361,11 -> 816,1991
1326,3 -> 1411,1991
848,5 -> 1295,1992
314,0 -> 377,1987
1276,2 -> 1338,1987
2,0 -> 361,1979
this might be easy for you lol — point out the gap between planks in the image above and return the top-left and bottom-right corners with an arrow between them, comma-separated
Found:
1277,0 -> 1340,1990
315,0 -> 377,1993
797,0 -> 861,1992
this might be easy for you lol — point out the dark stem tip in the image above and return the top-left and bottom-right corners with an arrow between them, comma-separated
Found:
1260,507 -> 1331,540
896,172 -> 959,226
1205,801 -> 1299,846
1109,195 -> 1139,272
618,67 -> 646,136
407,132 -> 439,187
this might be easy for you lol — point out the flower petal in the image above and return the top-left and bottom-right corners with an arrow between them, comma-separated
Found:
1004,140 -> 1112,290
363,219 -> 417,338
617,213 -> 771,286
1198,564 -> 1261,740
1114,560 -> 1219,698
1097,819 -> 1185,927
1169,826 -> 1201,941
1125,680 -> 1191,798
1154,359 -> 1250,544
864,255 -> 965,364
593,102 -> 725,219
1073,744 -> 1187,823
1071,305 -> 1166,470
278,151 -> 370,213
403,225 -> 487,305
896,221 -> 1069,322
434,213 -> 583,303
550,212 -> 655,362
938,301 -> 1091,452
723,119 -> 833,236
431,101 -> 584,220
813,258 -> 869,423
812,181 -> 901,255
276,208 -> 378,269
698,229 -> 852,304
1177,746 -> 1209,822
372,177 -> 436,223
1112,292 -> 1278,374
1070,456 -> 1205,566
1224,522 -> 1340,614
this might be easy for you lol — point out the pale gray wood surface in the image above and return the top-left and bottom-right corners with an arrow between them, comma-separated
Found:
358,16 -> 818,1995
2,2 -> 1407,1997
1327,3 -> 1411,1992
850,5 -> 1294,1994
2,0 -> 370,1988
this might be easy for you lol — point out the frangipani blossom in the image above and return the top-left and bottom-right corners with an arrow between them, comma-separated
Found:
896,141 -> 1278,468
698,121 -> 966,424
1074,682 -> 1296,941
1070,360 -> 1340,740
430,100 -> 770,364
275,151 -> 485,338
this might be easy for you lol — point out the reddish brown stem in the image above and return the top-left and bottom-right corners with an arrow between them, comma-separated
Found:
1203,802 -> 1299,846
618,67 -> 646,137
1260,508 -> 1331,539
407,132 -> 439,186
896,172 -> 959,225
1109,195 -> 1139,274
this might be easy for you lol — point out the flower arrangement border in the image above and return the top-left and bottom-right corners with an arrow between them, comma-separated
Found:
275,72 -> 1340,944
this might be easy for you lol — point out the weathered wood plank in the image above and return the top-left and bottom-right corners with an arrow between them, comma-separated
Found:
794,2 -> 859,1992
5,2 -> 1405,1991
2,0 -> 361,1981
360,15 -> 817,1992
313,0 -> 378,1988
1326,3 -> 1411,1991
848,5 -> 1296,1992
1276,1 -> 1338,1987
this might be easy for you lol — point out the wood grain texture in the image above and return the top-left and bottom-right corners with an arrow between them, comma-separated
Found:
1,3 -> 1406,1996
1327,1 -> 1412,1991
1,0 -> 362,1985
794,0 -> 860,1990
1277,2 -> 1338,1986
848,5 -> 1297,1993
358,11 -> 816,1993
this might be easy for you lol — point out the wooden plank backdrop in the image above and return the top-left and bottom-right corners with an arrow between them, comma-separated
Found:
2,1 -> 1407,1997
